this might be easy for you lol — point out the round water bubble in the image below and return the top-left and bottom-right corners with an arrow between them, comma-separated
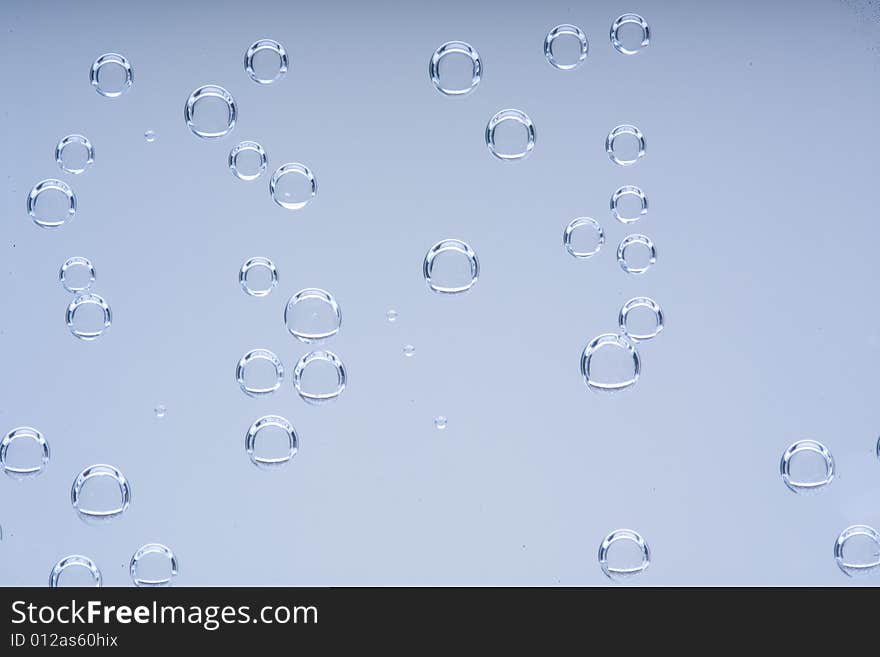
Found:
293,350 -> 347,405
563,217 -> 604,258
780,440 -> 835,494
245,415 -> 299,469
90,53 -> 133,97
598,529 -> 651,580
834,525 -> 880,577
55,135 -> 94,175
606,125 -> 646,166
284,288 -> 341,342
239,256 -> 278,297
154,404 -> 166,419
49,555 -> 102,588
611,14 -> 651,55
59,257 -> 96,293
486,109 -> 535,161
617,234 -> 656,274
434,416 -> 447,430
611,185 -> 648,224
130,544 -> 178,587
544,24 -> 589,70
403,345 -> 415,357
245,38 -> 289,85
27,179 -> 76,229
386,309 -> 398,323
1,427 -> 50,479
184,85 -> 237,139
580,334 -> 641,393
269,163 -> 317,210
429,41 -> 482,96
70,464 -> 131,522
236,349 -> 284,397
619,297 -> 664,342
66,293 -> 112,340
144,130 -> 156,143
423,239 -> 479,294
229,141 -> 268,181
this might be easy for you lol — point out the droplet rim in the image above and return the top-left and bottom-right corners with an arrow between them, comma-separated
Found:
183,84 -> 238,139
0,427 -> 50,478
55,135 -> 95,175
779,440 -> 835,493
70,464 -> 132,521
130,543 -> 179,587
89,53 -> 133,98
423,239 -> 480,294
606,124 -> 646,166
598,529 -> 651,579
244,38 -> 290,85
27,179 -> 76,229
619,297 -> 664,342
293,350 -> 347,405
66,293 -> 112,341
236,348 -> 284,397
563,217 -> 605,259
580,333 -> 641,393
610,13 -> 651,55
544,24 -> 589,70
429,41 -> 482,96
50,555 -> 102,588
269,162 -> 317,210
486,109 -> 536,161
617,234 -> 656,275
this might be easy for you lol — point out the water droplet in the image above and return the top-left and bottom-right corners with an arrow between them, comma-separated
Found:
238,256 -> 278,297
154,404 -> 166,418
386,309 -> 398,323
619,297 -> 664,342
184,85 -> 237,139
144,129 -> 156,142
236,349 -> 284,397
780,440 -> 835,493
429,41 -> 482,96
606,124 -> 646,166
563,217 -> 604,259
27,179 -> 76,229
284,288 -> 341,342
610,13 -> 651,55
70,464 -> 132,523
90,53 -> 133,97
834,525 -> 880,577
610,185 -> 648,224
50,555 -> 102,588
403,344 -> 415,357
293,350 -> 347,405
130,543 -> 178,587
544,24 -> 589,70
244,38 -> 289,85
59,257 -> 96,293
434,416 -> 447,430
423,239 -> 479,294
55,134 -> 95,174
598,529 -> 651,580
617,234 -> 656,275
229,141 -> 268,181
580,334 -> 641,393
269,163 -> 317,210
486,109 -> 536,161
245,415 -> 299,469
1,427 -> 50,478
66,293 -> 112,340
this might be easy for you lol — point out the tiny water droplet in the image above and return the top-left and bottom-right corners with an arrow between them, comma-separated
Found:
144,130 -> 156,142
434,416 -> 447,430
386,309 -> 398,323
403,345 -> 415,357
154,404 -> 166,418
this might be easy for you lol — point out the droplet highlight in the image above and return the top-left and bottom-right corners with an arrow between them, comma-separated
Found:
610,14 -> 651,55
245,415 -> 299,469
236,349 -> 284,397
27,179 -> 76,229
606,124 -> 646,166
284,288 -> 341,342
229,141 -> 268,181
563,217 -> 604,259
269,163 -> 317,210
429,41 -> 482,96
780,440 -> 835,494
50,555 -> 102,588
834,525 -> 880,577
486,109 -> 535,161
544,24 -> 589,70
423,239 -> 479,294
293,350 -> 347,405
70,464 -> 131,522
184,84 -> 237,139
617,234 -> 656,274
239,256 -> 278,297
130,543 -> 179,587
610,185 -> 648,224
90,53 -> 133,97
580,334 -> 641,393
59,257 -> 96,294
598,529 -> 651,580
55,134 -> 95,175
66,293 -> 112,340
1,427 -> 50,479
619,297 -> 664,342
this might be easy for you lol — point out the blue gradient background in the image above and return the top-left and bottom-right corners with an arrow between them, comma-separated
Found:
1,0 -> 880,585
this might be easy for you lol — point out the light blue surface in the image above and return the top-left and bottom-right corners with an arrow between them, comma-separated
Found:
1,0 -> 879,585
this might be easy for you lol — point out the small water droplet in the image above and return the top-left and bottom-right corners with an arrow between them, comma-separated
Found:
59,257 -> 96,293
184,84 -> 237,139
434,416 -> 447,430
70,464 -> 131,523
429,41 -> 482,96
239,256 -> 278,297
606,124 -> 646,166
144,130 -> 156,142
563,217 -> 604,258
617,234 -> 656,274
284,289 -> 341,342
610,185 -> 648,224
90,53 -> 133,98
66,293 -> 112,340
130,543 -> 178,587
544,24 -> 589,70
55,135 -> 95,174
245,38 -> 289,85
27,179 -> 76,229
236,349 -> 283,397
403,345 -> 415,357
1,427 -> 50,478
270,163 -> 317,210
610,13 -> 651,55
293,350 -> 347,405
598,529 -> 650,580
423,239 -> 479,294
50,555 -> 102,587
154,404 -> 166,418
780,440 -> 835,493
229,141 -> 268,181
486,109 -> 535,161
618,297 -> 664,342
580,333 -> 640,393
245,415 -> 299,469
386,309 -> 398,323
834,525 -> 880,577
